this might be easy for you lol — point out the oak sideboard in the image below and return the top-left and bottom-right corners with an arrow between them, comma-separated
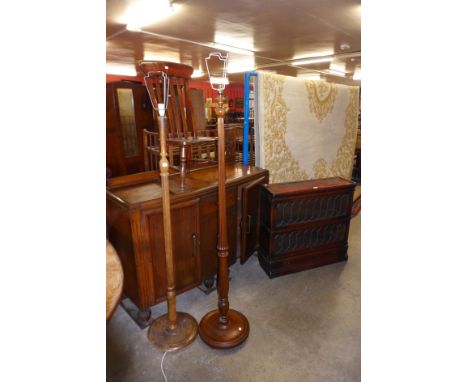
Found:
106,163 -> 269,321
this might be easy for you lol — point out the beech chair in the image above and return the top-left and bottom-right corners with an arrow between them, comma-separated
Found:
140,61 -> 218,172
142,129 -> 160,171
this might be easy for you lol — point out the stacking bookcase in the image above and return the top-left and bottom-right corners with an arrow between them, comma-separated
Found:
258,177 -> 356,278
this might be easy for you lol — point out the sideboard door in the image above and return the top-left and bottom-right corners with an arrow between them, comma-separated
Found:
240,176 -> 267,264
146,199 -> 201,301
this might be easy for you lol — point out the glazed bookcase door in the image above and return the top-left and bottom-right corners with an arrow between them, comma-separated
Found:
115,86 -> 144,174
107,82 -> 153,177
107,85 -> 125,177
240,176 -> 267,264
116,88 -> 139,158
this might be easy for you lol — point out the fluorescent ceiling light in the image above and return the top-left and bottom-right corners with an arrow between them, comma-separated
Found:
353,70 -> 361,81
327,69 -> 346,77
125,0 -> 180,31
293,50 -> 334,61
330,62 -> 346,72
212,42 -> 254,56
191,69 -> 204,78
210,77 -> 229,85
143,52 -> 180,63
126,25 -> 141,32
355,4 -> 361,16
327,62 -> 348,77
227,64 -> 255,74
106,63 -> 137,76
292,57 -> 333,66
297,73 -> 321,80
226,57 -> 255,74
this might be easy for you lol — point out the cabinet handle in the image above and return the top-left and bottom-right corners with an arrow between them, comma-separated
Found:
192,233 -> 197,257
247,214 -> 252,234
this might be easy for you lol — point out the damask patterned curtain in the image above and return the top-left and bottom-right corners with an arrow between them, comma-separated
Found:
255,72 -> 360,183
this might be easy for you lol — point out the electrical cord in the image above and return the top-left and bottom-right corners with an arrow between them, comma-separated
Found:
161,351 -> 168,382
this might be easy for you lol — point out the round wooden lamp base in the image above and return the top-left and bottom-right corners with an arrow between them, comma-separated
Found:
198,309 -> 249,349
147,312 -> 198,352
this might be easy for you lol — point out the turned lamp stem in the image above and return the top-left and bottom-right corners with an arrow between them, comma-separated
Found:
157,103 -> 178,330
215,90 -> 230,326
198,53 -> 249,348
142,66 -> 198,352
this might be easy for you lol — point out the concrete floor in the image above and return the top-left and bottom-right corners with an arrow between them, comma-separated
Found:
107,215 -> 360,382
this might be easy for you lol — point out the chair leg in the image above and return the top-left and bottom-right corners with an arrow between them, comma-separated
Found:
169,146 -> 174,167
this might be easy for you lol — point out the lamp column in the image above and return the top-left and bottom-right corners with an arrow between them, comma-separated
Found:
198,90 -> 250,349
143,68 -> 198,352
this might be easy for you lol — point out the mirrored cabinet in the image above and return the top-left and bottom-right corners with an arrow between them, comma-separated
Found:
106,81 -> 155,177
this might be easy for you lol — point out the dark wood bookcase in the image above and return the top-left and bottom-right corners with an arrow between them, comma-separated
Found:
258,177 -> 356,278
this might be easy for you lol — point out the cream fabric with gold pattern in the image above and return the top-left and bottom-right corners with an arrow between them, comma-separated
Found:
255,71 -> 359,183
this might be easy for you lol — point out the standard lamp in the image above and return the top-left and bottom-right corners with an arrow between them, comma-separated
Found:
142,67 -> 198,352
198,52 -> 250,348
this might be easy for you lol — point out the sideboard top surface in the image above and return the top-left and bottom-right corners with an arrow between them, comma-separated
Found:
107,163 -> 268,207
262,177 -> 355,197
109,183 -> 164,206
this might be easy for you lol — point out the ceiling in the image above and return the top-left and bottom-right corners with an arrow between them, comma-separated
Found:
106,0 -> 361,85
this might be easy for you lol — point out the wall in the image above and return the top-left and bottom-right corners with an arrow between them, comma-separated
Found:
106,74 -> 145,83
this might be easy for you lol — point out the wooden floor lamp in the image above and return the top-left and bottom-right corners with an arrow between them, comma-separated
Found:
198,53 -> 250,348
141,64 -> 198,352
